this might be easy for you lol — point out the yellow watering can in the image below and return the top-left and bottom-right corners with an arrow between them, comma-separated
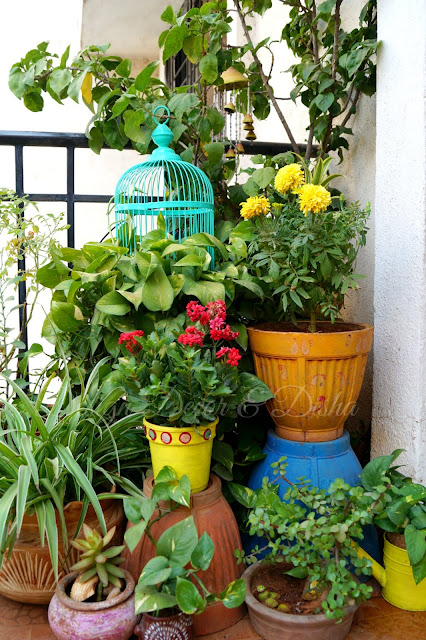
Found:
355,537 -> 426,611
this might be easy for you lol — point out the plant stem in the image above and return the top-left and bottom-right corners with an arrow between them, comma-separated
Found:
232,0 -> 301,154
309,308 -> 316,333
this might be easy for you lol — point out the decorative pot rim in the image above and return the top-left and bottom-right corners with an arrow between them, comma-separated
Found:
243,563 -> 358,623
248,321 -> 373,336
143,417 -> 218,446
143,417 -> 218,432
55,570 -> 135,611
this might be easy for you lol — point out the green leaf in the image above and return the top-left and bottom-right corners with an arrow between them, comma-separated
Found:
182,278 -> 225,305
163,24 -> 188,62
199,53 -> 218,83
44,500 -> 59,579
161,5 -> 176,25
48,68 -> 72,96
124,520 -> 147,553
115,58 -> 132,77
191,531 -> 214,571
139,556 -> 172,586
96,291 -> 131,316
23,90 -> 44,112
219,579 -> 246,608
183,35 -> 203,64
0,483 -> 18,550
168,93 -> 198,121
405,524 -> 426,567
313,93 -> 334,113
286,566 -> 308,579
204,142 -> 224,167
142,266 -> 174,311
135,584 -> 177,614
135,61 -> 159,93
174,255 -> 205,267
123,109 -> 146,143
184,233 -> 228,261
51,301 -> 84,331
168,475 -> 191,508
362,450 -> 404,491
318,0 -> 337,14
9,69 -> 27,99
228,483 -> 256,508
68,71 -> 88,103
412,552 -> 426,585
156,516 -> 198,566
176,577 -> 205,614
252,167 -> 275,189
239,372 -> 274,403
213,440 -> 234,473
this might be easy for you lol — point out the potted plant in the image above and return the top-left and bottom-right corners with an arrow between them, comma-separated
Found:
115,300 -> 273,493
48,524 -> 138,640
231,455 -> 390,640
240,157 -> 372,442
123,468 -> 246,639
354,450 -> 426,611
0,360 -> 148,604
123,466 -> 246,635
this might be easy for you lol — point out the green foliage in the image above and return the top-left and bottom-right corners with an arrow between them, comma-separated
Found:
70,524 -> 125,595
0,189 -> 68,388
114,304 -> 272,428
0,359 -> 149,579
368,455 -> 426,585
124,467 -> 246,616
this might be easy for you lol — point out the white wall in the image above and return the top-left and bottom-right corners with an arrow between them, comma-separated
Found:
372,0 -> 426,483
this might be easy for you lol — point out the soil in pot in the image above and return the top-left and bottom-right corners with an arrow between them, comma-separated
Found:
387,532 -> 406,549
251,563 -> 328,615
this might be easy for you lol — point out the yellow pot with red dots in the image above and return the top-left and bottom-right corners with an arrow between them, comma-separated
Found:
248,322 -> 374,442
144,418 -> 218,494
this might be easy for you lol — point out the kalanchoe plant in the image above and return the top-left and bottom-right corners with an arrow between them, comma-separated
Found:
70,525 -> 125,602
115,300 -> 273,427
231,453 -> 402,621
240,157 -> 369,331
124,467 -> 246,617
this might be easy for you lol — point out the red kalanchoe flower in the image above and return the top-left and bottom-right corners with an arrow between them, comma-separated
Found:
118,330 -> 144,354
216,346 -> 241,367
209,314 -> 226,331
210,324 -> 239,341
206,300 -> 227,318
178,326 -> 205,347
186,301 -> 206,322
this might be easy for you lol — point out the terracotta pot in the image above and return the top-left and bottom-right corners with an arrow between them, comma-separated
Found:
48,570 -> 138,640
243,563 -> 359,640
123,474 -> 245,636
248,322 -> 374,442
0,497 -> 125,604
134,611 -> 193,640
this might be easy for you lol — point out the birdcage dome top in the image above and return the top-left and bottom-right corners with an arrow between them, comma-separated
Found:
114,106 -> 214,212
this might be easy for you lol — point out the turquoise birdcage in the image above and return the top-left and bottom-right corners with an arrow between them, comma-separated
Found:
114,105 -> 215,265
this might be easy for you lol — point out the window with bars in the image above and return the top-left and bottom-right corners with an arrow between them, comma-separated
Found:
165,0 -> 202,90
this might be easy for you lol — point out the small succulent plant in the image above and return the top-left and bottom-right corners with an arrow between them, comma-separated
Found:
70,524 -> 125,602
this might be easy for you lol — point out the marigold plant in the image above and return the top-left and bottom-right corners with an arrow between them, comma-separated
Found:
115,301 -> 273,427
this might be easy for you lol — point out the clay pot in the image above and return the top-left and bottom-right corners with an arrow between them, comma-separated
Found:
243,563 -> 359,640
248,322 -> 374,442
134,611 -> 193,640
48,570 -> 138,640
123,474 -> 245,636
0,497 -> 125,604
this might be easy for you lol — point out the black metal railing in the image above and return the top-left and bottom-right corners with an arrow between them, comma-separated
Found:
0,129 -> 309,355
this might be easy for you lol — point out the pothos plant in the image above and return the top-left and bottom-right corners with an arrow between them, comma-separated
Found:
124,466 -> 246,617
237,157 -> 369,331
114,300 -> 273,427
9,1 -> 377,218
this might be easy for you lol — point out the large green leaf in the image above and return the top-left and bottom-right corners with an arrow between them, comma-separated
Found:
184,233 -> 228,261
253,167 -> 275,189
156,516 -> 198,566
51,301 -> 84,332
44,500 -> 59,579
405,524 -> 426,567
96,291 -> 131,316
191,531 -> 214,571
163,24 -> 189,62
0,483 -> 18,551
361,450 -> 404,491
219,578 -> 246,608
199,52 -> 218,83
239,372 -> 274,403
139,556 -> 172,586
182,277 -> 225,305
135,61 -> 159,93
142,266 -> 174,311
176,577 -> 205,614
124,520 -> 147,553
135,584 -> 177,614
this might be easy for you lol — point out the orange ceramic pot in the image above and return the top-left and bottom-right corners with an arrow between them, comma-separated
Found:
0,497 -> 125,605
248,321 -> 374,442
123,475 -> 245,636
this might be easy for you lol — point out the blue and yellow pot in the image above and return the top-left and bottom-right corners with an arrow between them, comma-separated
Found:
144,418 -> 217,494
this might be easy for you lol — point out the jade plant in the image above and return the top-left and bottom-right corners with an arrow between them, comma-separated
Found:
124,467 -> 246,617
239,157 -> 369,330
70,525 -> 125,602
231,453 -> 406,621
114,300 -> 273,427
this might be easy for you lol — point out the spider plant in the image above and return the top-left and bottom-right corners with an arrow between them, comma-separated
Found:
0,358 -> 148,579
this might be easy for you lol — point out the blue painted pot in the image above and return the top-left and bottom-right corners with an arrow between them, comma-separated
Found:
246,429 -> 380,564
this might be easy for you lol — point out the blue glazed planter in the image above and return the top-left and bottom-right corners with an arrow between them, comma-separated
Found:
246,429 -> 380,563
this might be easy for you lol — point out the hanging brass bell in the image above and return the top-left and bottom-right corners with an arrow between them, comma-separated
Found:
243,123 -> 254,131
219,66 -> 248,91
224,101 -> 236,114
236,143 -> 245,154
225,147 -> 236,158
243,113 -> 253,124
245,131 -> 257,140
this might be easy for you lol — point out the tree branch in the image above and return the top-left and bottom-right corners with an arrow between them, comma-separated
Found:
233,0 -> 301,154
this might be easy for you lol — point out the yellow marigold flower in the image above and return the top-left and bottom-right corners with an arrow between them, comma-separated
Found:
274,163 -> 304,195
298,183 -> 331,215
240,196 -> 271,219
